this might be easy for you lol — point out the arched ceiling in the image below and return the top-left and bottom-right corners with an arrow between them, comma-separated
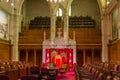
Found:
2,0 -> 110,15
100,0 -> 111,8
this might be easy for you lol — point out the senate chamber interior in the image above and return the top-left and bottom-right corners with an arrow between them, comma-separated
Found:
0,0 -> 120,80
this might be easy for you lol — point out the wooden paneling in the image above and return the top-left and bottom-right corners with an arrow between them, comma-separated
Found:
108,39 -> 120,63
77,49 -> 83,66
19,28 -> 101,45
19,28 -> 102,65
77,48 -> 101,67
0,39 -> 10,60
117,40 -> 120,63
69,28 -> 101,44
19,29 -> 50,44
36,50 -> 42,66
19,49 -> 42,66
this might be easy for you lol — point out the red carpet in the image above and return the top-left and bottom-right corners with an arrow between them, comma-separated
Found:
56,68 -> 76,80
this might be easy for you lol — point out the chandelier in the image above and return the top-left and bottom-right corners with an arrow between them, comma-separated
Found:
47,0 -> 64,3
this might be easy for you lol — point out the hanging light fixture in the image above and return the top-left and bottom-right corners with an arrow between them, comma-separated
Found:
47,0 -> 64,3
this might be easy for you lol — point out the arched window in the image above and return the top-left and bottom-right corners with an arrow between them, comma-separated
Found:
56,6 -> 71,17
69,6 -> 71,16
56,8 -> 62,17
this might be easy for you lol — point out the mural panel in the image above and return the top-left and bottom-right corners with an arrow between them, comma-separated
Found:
0,10 -> 8,39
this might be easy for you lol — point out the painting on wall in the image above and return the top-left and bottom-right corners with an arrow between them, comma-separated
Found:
0,10 -> 8,39
112,8 -> 118,40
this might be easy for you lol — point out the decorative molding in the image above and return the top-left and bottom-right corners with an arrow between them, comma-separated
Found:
19,43 -> 42,46
76,43 -> 102,46
0,38 -> 10,45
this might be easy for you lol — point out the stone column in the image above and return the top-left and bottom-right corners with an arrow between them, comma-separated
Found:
9,13 -> 20,61
50,14 -> 56,44
101,15 -> 109,62
63,10 -> 69,45
42,46 -> 46,63
73,45 -> 76,63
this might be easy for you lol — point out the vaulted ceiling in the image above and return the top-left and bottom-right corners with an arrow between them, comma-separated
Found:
1,0 -> 113,15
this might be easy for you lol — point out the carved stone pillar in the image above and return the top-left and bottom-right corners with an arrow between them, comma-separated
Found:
63,11 -> 69,45
9,13 -> 20,61
101,15 -> 109,62
50,14 -> 56,44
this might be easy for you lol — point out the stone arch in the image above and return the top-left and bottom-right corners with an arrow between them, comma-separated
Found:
97,0 -> 104,16
17,0 -> 24,15
16,0 -> 103,17
15,0 -> 51,30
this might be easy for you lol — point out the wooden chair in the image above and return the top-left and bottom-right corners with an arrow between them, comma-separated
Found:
113,75 -> 120,80
105,75 -> 113,80
0,66 -> 6,75
113,64 -> 119,72
96,72 -> 104,80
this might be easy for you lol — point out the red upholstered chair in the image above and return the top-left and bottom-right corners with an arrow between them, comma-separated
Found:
105,75 -> 112,80
96,72 -> 104,80
113,64 -> 119,72
21,75 -> 38,80
0,75 -> 9,80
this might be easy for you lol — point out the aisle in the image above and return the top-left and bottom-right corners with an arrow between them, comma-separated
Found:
56,68 -> 76,80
